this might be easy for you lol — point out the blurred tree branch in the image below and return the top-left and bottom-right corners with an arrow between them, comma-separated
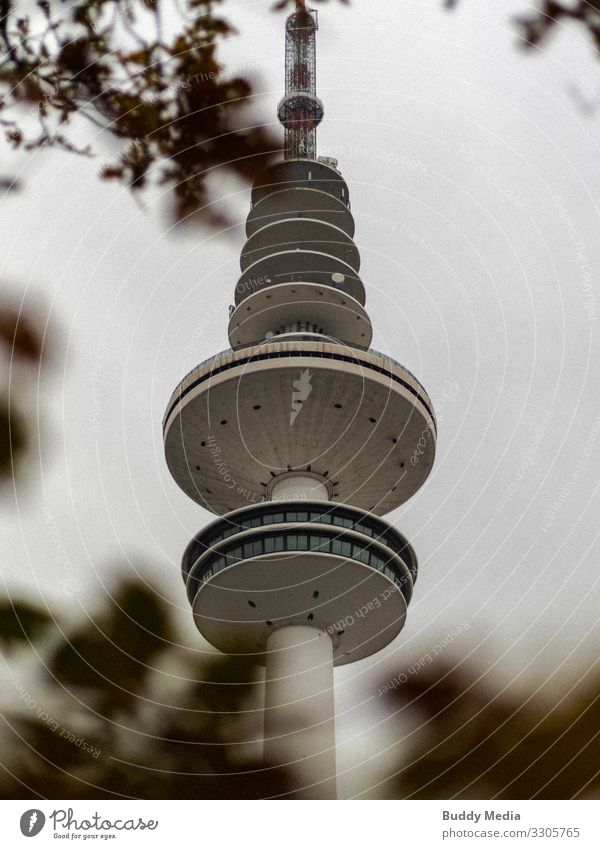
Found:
0,0 -> 345,224
382,658 -> 600,799
0,579 -> 290,799
0,301 -> 48,481
515,2 -> 600,54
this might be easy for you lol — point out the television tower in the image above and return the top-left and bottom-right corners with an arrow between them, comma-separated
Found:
163,2 -> 436,799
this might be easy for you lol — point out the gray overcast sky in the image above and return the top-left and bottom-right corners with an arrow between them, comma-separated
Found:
1,0 -> 599,796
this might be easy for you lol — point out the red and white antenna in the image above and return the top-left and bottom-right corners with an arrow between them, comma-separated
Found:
277,2 -> 324,159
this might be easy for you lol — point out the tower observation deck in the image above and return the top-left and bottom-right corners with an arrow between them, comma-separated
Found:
163,3 -> 436,800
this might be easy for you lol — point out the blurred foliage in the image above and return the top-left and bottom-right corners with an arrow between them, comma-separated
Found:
0,301 -> 48,483
0,399 -> 27,480
383,658 -> 600,799
515,1 -> 600,53
0,599 -> 53,650
0,307 -> 44,363
4,584 -> 600,799
0,0 -> 274,225
0,0 -> 344,224
0,579 -> 290,799
447,0 -> 600,51
49,580 -> 172,715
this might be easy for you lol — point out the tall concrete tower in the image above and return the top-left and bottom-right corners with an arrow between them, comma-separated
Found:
163,2 -> 436,799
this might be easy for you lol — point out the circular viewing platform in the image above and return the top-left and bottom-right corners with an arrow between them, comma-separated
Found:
235,251 -> 365,306
227,282 -> 372,348
251,159 -> 350,208
163,339 -> 436,517
240,219 -> 360,273
183,501 -> 415,665
246,188 -> 355,238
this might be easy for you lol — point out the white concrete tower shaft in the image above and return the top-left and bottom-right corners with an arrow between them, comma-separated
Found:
265,474 -> 336,798
264,625 -> 336,799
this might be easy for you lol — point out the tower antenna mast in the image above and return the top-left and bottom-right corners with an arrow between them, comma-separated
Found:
277,2 -> 324,159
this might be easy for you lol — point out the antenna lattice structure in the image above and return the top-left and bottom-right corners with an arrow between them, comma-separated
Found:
277,6 -> 323,159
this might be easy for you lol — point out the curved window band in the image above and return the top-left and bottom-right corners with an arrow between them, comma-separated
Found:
186,528 -> 412,605
182,506 -> 416,582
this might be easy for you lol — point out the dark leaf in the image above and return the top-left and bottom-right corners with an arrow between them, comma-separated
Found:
0,600 -> 53,649
382,658 -> 600,799
0,308 -> 44,362
48,580 -> 174,716
0,401 -> 28,480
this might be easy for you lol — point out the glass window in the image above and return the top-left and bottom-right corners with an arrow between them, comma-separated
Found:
264,537 -> 276,553
287,511 -> 297,522
251,539 -> 262,556
273,513 -> 284,524
273,536 -> 285,551
357,547 -> 370,564
287,535 -> 298,550
263,513 -> 274,524
342,517 -> 353,528
331,538 -> 344,556
341,541 -> 352,557
297,512 -> 308,522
